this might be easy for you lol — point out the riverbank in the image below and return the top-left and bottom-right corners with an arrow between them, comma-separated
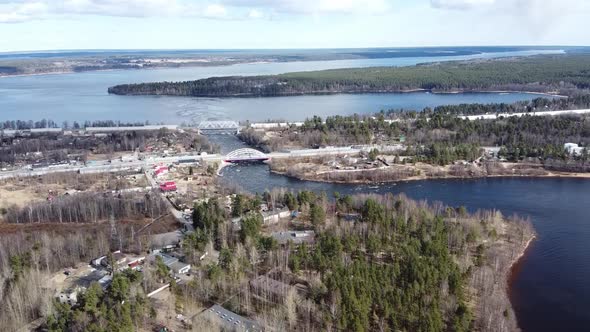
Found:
269,159 -> 590,184
465,212 -> 536,331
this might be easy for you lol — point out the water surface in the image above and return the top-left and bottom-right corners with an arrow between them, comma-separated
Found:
220,163 -> 590,332
0,49 -> 561,124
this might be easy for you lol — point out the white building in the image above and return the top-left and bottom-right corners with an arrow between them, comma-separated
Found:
169,261 -> 191,275
564,143 -> 585,156
262,208 -> 291,224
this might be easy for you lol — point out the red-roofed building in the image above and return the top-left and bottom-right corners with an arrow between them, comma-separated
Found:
154,166 -> 169,178
160,181 -> 177,192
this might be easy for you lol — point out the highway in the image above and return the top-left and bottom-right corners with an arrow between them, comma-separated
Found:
0,145 -> 405,181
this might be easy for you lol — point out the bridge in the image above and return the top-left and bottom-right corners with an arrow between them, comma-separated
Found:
224,148 -> 269,163
197,121 -> 240,134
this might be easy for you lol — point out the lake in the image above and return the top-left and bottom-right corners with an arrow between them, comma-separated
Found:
0,49 -> 561,124
220,162 -> 590,332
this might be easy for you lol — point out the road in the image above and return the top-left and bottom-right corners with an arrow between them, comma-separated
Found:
460,108 -> 590,120
0,145 -> 404,181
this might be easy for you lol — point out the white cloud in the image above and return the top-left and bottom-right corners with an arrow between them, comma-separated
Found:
0,0 -> 228,22
247,8 -> 263,19
431,0 -> 590,13
0,0 -> 393,23
204,4 -> 227,18
223,0 -> 391,15
431,0 -> 495,10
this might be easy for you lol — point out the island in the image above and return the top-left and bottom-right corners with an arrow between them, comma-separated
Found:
108,54 -> 590,97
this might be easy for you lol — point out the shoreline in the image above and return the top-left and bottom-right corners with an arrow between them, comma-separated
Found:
506,235 -> 537,330
107,87 -> 566,99
269,168 -> 590,185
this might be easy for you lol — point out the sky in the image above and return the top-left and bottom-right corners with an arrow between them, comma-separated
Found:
0,0 -> 589,52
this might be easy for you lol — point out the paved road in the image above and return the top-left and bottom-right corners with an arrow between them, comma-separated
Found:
460,108 -> 590,120
0,145 -> 404,180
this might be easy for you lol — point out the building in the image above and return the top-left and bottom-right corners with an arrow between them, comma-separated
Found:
160,181 -> 177,192
57,287 -> 82,305
564,143 -> 585,156
85,125 -> 178,133
169,261 -> 191,275
262,208 -> 291,224
155,253 -> 191,275
98,252 -> 145,272
156,253 -> 178,266
154,166 -> 169,178
201,304 -> 262,332
271,230 -> 315,245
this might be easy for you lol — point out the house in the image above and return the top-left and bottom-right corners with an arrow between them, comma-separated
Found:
160,181 -> 177,192
155,253 -> 191,275
271,230 -> 315,245
262,208 -> 291,224
201,304 -> 262,332
156,253 -> 179,267
564,143 -> 585,156
169,261 -> 191,275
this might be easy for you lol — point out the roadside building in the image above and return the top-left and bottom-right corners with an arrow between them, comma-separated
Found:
154,166 -> 169,178
160,181 -> 177,192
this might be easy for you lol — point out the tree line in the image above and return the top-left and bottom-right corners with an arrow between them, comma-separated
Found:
258,111 -> 589,168
3,191 -> 168,224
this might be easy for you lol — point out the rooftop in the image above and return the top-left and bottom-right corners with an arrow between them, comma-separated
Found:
271,230 -> 315,245
203,304 -> 262,332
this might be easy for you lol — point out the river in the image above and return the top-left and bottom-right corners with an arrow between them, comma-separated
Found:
0,49 -> 562,124
219,161 -> 590,332
1,48 -> 584,331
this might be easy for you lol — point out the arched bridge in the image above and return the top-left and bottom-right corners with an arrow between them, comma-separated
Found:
224,148 -> 269,163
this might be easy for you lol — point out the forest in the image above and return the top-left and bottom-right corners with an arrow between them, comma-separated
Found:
2,191 -> 169,224
108,54 -> 590,97
180,191 -> 533,332
253,111 -> 590,168
0,185 -> 534,332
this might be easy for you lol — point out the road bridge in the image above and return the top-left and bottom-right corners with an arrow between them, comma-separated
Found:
224,148 -> 269,163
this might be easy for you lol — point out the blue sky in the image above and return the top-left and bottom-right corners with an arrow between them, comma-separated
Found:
0,0 -> 589,52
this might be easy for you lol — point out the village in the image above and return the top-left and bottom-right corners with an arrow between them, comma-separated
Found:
16,153 -> 322,332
